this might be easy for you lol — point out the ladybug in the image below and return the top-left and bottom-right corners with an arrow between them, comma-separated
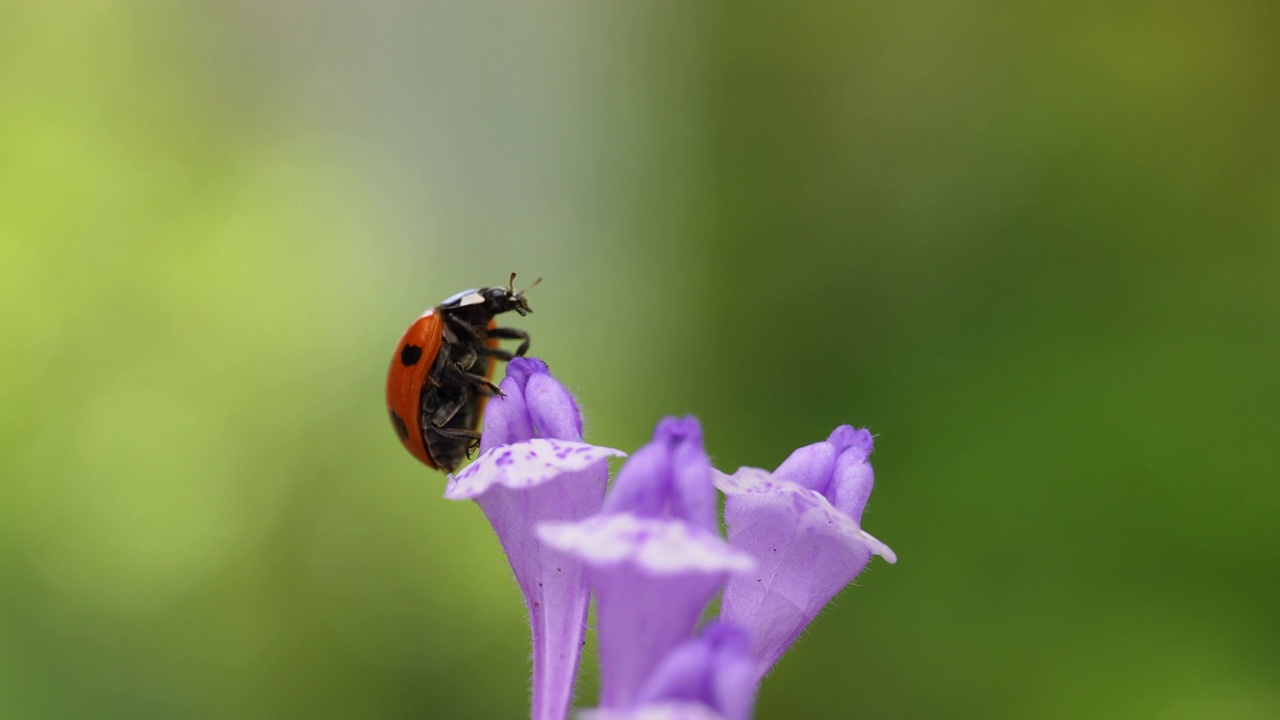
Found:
386,274 -> 538,472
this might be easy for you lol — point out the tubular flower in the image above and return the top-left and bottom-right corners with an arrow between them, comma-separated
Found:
445,358 -> 625,720
540,417 -> 755,710
715,426 -> 896,681
580,622 -> 757,720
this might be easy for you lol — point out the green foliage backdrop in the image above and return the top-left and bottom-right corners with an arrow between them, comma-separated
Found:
2,1 -> 1277,718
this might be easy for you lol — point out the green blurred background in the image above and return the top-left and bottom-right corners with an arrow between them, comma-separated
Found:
2,1 -> 1277,718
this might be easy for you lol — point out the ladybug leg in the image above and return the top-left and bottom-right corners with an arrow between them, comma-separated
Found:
455,366 -> 504,394
445,346 -> 504,396
489,326 -> 531,357
430,420 -> 483,459
443,314 -> 486,341
425,364 -> 485,389
426,389 -> 469,428
426,430 -> 482,460
431,424 -> 482,442
424,390 -> 482,453
426,369 -> 497,397
428,398 -> 483,449
450,343 -> 481,372
482,347 -> 516,362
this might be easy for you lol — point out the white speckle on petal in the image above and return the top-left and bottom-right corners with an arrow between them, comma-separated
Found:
444,439 -> 626,500
539,513 -> 755,575
714,467 -> 895,563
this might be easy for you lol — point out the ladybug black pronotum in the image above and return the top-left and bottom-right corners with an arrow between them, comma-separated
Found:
386,274 -> 537,471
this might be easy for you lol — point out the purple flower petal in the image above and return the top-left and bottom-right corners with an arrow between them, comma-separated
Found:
772,425 -> 875,523
539,514 -> 754,578
481,358 -> 584,452
579,623 -> 757,720
601,417 -> 717,531
580,703 -> 729,720
445,357 -> 617,720
539,514 -> 754,711
541,418 -> 753,710
633,622 -> 757,720
716,426 -> 895,681
445,439 -> 625,500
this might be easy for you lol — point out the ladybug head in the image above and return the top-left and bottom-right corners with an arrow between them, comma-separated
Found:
485,273 -> 539,317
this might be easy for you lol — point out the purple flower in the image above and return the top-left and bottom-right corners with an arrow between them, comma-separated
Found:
580,622 -> 757,720
582,707 -> 726,720
716,426 -> 896,681
446,358 -> 625,720
540,418 -> 755,710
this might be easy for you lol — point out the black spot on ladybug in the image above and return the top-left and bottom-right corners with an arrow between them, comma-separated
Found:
400,344 -> 423,366
389,409 -> 410,441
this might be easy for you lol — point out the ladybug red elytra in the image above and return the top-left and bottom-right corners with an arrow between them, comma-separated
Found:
386,274 -> 538,471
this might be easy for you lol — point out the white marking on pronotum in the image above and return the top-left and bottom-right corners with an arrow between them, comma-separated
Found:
441,288 -> 485,307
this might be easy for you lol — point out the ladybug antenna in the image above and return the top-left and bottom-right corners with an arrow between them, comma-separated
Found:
509,273 -> 541,296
